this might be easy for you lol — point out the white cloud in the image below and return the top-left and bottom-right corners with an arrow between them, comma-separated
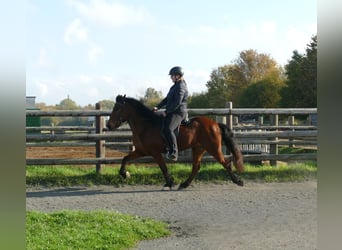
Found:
86,86 -> 100,99
37,48 -> 52,69
37,82 -> 48,97
259,21 -> 277,36
67,0 -> 152,27
88,44 -> 104,65
78,74 -> 91,83
64,18 -> 88,45
286,26 -> 313,53
98,75 -> 113,83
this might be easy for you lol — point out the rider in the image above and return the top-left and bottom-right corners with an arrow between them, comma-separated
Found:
153,66 -> 189,161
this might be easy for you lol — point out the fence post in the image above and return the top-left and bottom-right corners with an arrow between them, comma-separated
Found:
270,114 -> 278,166
51,123 -> 55,135
288,116 -> 295,148
225,102 -> 233,155
225,102 -> 233,130
258,116 -> 264,126
95,103 -> 105,173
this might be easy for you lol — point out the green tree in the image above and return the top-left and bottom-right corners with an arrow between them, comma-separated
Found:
35,102 -> 61,125
55,97 -> 84,125
206,49 -> 284,107
98,99 -> 115,110
56,96 -> 79,110
281,35 -> 317,107
188,92 -> 210,108
206,66 -> 231,107
139,87 -> 163,108
239,79 -> 284,108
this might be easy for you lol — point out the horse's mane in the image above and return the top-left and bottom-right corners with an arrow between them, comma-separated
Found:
117,95 -> 162,124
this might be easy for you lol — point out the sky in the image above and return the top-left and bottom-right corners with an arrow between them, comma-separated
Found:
26,0 -> 317,106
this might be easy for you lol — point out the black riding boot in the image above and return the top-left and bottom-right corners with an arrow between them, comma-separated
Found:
167,143 -> 178,161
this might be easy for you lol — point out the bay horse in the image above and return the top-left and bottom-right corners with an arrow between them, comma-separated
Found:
106,95 -> 244,189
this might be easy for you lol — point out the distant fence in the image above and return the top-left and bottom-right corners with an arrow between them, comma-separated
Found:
26,103 -> 317,172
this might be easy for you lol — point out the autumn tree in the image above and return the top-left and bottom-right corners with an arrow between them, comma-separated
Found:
281,35 -> 317,107
206,49 -> 284,107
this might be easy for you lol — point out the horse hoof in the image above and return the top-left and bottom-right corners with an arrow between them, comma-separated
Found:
125,171 -> 131,178
119,171 -> 130,179
162,186 -> 171,191
178,183 -> 188,190
237,180 -> 244,186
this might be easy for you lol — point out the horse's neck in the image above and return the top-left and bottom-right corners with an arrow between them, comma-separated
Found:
127,114 -> 150,133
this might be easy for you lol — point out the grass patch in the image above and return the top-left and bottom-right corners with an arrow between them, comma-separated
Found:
279,146 -> 317,154
26,162 -> 317,187
241,162 -> 317,182
26,210 -> 170,250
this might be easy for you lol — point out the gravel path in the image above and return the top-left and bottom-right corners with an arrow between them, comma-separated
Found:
26,181 -> 317,250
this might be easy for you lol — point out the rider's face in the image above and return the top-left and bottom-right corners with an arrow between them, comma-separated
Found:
170,75 -> 179,82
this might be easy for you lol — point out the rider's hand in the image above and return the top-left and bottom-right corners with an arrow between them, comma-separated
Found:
152,107 -> 158,112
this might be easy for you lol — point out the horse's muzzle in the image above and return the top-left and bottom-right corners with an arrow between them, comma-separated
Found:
106,122 -> 113,130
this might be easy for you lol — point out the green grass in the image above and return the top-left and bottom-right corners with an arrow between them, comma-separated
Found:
26,162 -> 317,187
278,146 -> 316,154
26,210 -> 170,250
241,163 -> 317,182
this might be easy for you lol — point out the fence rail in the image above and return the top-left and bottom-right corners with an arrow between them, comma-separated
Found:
26,104 -> 317,172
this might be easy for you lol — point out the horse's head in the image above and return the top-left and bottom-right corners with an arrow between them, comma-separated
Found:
106,95 -> 128,130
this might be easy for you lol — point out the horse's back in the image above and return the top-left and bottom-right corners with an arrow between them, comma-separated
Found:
188,116 -> 220,133
178,116 -> 221,147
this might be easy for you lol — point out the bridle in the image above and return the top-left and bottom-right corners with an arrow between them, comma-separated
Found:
112,101 -> 127,127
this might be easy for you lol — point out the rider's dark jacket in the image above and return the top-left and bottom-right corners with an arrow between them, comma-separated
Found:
156,79 -> 188,116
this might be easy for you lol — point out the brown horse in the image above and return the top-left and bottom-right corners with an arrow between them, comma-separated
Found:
106,95 -> 244,189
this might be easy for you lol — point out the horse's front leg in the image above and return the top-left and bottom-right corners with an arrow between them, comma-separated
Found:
179,147 -> 206,190
153,154 -> 174,190
119,151 -> 144,179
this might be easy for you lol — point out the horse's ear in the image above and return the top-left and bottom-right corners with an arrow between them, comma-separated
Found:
116,94 -> 126,104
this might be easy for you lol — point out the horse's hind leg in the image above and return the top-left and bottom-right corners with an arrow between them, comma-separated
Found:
223,157 -> 244,186
206,147 -> 244,186
179,147 -> 206,190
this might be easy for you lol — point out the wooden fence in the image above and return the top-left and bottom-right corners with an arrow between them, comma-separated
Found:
26,103 -> 317,172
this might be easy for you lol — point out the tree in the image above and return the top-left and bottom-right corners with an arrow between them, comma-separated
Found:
139,87 -> 163,108
55,97 -> 85,125
98,99 -> 115,110
56,96 -> 80,110
34,102 -> 61,125
188,92 -> 210,108
206,66 -> 232,107
239,79 -> 284,108
281,35 -> 317,107
206,49 -> 284,107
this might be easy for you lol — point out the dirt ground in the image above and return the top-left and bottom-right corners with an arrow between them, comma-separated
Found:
26,146 -> 317,249
26,146 -> 126,159
26,181 -> 317,250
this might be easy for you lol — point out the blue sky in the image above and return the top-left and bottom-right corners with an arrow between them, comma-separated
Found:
26,0 -> 316,106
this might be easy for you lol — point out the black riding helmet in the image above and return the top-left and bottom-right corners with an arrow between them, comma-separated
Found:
169,66 -> 184,76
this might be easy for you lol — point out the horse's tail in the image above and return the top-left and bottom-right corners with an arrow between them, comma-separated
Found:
218,123 -> 244,172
